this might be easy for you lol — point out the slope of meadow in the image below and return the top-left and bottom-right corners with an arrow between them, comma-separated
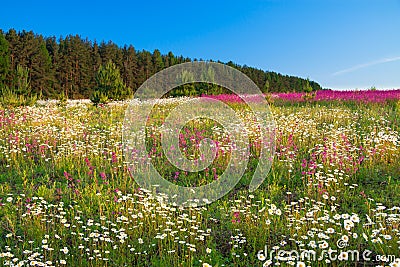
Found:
0,93 -> 399,266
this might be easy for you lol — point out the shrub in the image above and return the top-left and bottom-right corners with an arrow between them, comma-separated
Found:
0,85 -> 37,108
91,60 -> 131,106
90,90 -> 109,107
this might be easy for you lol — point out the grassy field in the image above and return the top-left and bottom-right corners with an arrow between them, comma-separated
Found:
0,96 -> 399,266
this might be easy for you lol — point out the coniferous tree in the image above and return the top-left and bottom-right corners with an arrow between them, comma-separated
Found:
58,36 -> 74,98
139,50 -> 153,81
15,64 -> 30,95
175,70 -> 196,96
5,29 -> 19,86
0,64 -> 37,107
152,49 -> 164,73
92,60 -> 131,104
46,36 -> 61,96
0,32 -> 10,87
122,45 -> 138,91
92,41 -> 102,72
0,28 -> 323,100
167,51 -> 177,67
31,39 -> 54,97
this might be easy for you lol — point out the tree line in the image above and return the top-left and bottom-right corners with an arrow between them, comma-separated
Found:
0,28 -> 322,100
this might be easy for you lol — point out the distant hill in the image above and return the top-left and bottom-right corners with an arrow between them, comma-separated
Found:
0,28 -> 322,99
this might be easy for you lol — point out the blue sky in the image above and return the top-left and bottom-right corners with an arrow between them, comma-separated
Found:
2,0 -> 400,90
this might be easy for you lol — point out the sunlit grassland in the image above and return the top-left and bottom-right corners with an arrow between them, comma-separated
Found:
0,98 -> 399,267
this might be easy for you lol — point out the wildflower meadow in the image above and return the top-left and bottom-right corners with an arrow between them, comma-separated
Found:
0,90 -> 399,267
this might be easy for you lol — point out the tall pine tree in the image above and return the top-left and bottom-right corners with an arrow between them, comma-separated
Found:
0,32 -> 10,87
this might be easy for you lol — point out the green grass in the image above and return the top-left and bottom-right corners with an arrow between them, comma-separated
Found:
0,99 -> 399,267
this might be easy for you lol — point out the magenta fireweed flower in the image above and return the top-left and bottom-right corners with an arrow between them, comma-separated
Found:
203,89 -> 400,103
272,89 -> 400,103
232,211 -> 241,223
212,168 -> 218,180
301,159 -> 307,168
84,157 -> 93,170
84,157 -> 94,175
201,93 -> 267,103
63,171 -> 73,181
111,152 -> 118,163
99,172 -> 107,180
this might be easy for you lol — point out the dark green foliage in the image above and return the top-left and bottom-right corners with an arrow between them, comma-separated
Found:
175,69 -> 197,96
0,65 -> 38,107
0,32 -> 10,86
303,79 -> 313,93
14,64 -> 30,95
89,90 -> 108,107
152,49 -> 164,72
0,28 -> 323,100
302,79 -> 316,101
122,45 -> 138,90
91,60 -> 130,105
57,91 -> 68,107
0,86 -> 38,107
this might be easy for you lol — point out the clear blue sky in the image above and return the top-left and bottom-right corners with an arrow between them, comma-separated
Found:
2,0 -> 400,90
